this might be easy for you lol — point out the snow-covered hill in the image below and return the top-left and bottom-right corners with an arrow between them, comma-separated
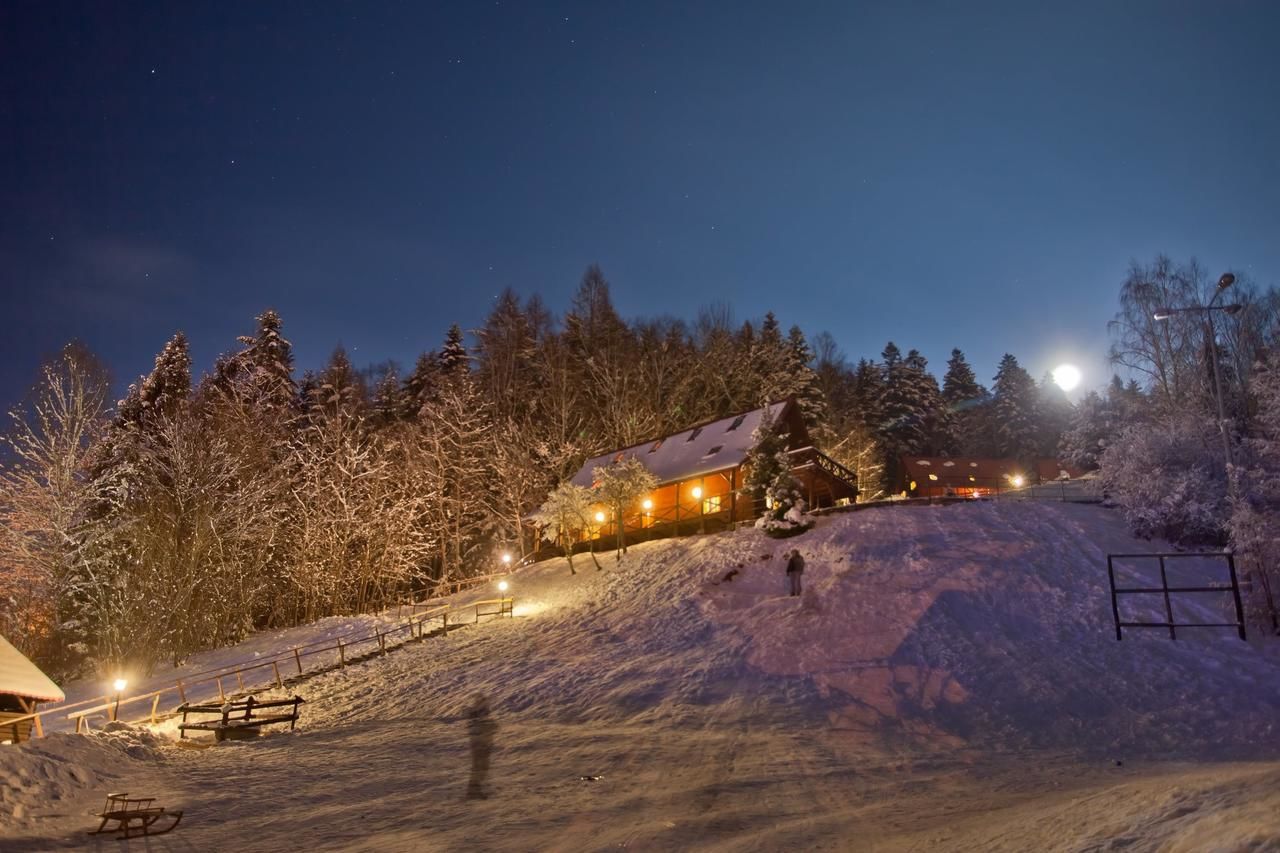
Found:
4,501 -> 1280,851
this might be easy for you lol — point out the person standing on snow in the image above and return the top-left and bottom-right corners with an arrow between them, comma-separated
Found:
785,549 -> 805,597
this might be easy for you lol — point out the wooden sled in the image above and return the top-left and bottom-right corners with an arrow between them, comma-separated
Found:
88,793 -> 184,839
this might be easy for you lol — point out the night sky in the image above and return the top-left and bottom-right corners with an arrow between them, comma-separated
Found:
3,1 -> 1278,408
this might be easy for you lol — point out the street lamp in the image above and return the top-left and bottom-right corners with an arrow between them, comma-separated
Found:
111,678 -> 127,721
1152,272 -> 1241,469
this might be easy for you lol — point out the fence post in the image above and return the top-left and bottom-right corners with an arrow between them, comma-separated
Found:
377,629 -> 386,655
273,662 -> 284,690
1227,553 -> 1248,641
217,677 -> 226,702
177,679 -> 187,704
1158,556 -> 1177,640
293,648 -> 303,675
1108,556 -> 1122,641
235,670 -> 245,692
338,638 -> 346,668
150,694 -> 161,723
33,714 -> 43,739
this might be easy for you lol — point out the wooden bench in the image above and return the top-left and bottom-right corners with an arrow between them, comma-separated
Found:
177,695 -> 305,741
88,793 -> 183,838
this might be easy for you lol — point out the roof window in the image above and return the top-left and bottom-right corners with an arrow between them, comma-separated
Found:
727,414 -> 747,432
704,445 -> 723,457
687,427 -> 703,442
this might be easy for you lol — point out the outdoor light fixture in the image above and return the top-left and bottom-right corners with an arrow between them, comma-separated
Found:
641,498 -> 653,510
691,486 -> 702,499
928,474 -> 938,481
1011,475 -> 1025,488
111,678 -> 127,722
501,553 -> 512,565
1151,271 -> 1240,470
594,511 -> 606,523
498,580 -> 509,593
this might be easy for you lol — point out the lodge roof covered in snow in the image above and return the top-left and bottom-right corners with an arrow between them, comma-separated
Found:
0,635 -> 65,702
570,400 -> 793,489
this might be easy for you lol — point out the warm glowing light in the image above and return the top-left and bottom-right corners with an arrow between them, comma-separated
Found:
641,498 -> 653,511
501,553 -> 512,564
594,511 -> 606,523
498,580 -> 509,592
1011,475 -> 1025,488
1052,364 -> 1082,392
112,678 -> 127,693
928,474 -> 938,481
691,486 -> 702,499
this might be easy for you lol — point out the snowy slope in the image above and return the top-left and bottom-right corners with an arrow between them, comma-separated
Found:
3,501 -> 1279,851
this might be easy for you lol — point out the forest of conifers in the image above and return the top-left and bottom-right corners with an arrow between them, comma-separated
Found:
3,257 -> 1279,676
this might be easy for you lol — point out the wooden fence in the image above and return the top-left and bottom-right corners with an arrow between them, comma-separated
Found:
3,594 -> 515,742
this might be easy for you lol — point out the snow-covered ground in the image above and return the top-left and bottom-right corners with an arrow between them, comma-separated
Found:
3,501 -> 1279,851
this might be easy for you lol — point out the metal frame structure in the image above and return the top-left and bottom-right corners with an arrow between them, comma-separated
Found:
1107,551 -> 1246,641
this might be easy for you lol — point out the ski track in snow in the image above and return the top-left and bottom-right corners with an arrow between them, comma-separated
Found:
3,501 -> 1280,851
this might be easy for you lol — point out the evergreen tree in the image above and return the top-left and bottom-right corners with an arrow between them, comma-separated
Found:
1035,373 -> 1075,458
940,348 -> 988,455
903,349 -> 945,455
401,352 -> 439,418
991,353 -> 1039,460
875,342 -> 929,491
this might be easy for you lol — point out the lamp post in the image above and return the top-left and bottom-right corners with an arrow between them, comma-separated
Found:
1153,272 -> 1241,470
111,678 -> 127,722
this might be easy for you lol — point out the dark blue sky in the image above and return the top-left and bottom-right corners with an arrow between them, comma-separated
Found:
2,1 -> 1277,407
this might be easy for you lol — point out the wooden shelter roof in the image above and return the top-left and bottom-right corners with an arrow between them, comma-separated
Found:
0,634 -> 64,702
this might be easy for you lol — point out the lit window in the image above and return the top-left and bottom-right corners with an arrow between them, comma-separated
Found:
702,495 -> 722,513
687,427 -> 703,442
727,414 -> 747,432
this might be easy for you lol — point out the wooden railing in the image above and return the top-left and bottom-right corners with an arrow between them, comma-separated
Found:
5,594 -> 516,741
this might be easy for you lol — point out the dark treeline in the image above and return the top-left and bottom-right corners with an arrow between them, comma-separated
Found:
3,257 -> 1278,676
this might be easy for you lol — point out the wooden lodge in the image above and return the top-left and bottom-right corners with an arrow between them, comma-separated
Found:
897,455 -> 1088,498
563,398 -> 858,547
0,634 -> 65,744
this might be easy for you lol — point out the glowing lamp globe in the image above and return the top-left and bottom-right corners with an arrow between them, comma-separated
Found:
498,580 -> 509,592
1011,475 -> 1025,488
594,511 -> 606,523
501,553 -> 512,565
641,498 -> 653,511
112,678 -> 127,693
691,487 -> 702,499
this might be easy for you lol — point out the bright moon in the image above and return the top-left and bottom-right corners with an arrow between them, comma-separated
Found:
1052,364 -> 1082,391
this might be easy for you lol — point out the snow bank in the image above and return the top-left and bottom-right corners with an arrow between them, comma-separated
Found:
0,722 -> 169,831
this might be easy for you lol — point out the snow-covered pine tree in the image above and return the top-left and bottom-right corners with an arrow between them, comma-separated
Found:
903,349 -> 945,455
940,348 -> 989,455
874,342 -> 929,492
749,312 -> 792,404
745,404 -> 812,536
1035,372 -> 1075,459
785,325 -> 830,437
1058,390 -> 1115,470
592,456 -> 656,557
991,353 -> 1039,461
401,351 -> 440,419
418,327 -> 496,586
